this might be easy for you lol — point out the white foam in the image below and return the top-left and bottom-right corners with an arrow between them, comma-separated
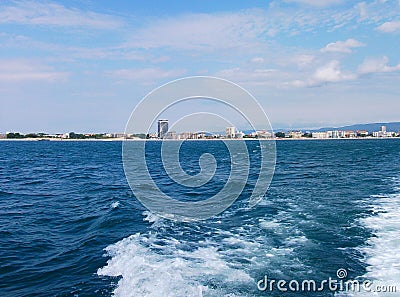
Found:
258,218 -> 281,230
142,210 -> 161,223
352,183 -> 400,296
100,203 -> 310,296
98,233 -> 253,297
111,201 -> 120,209
285,235 -> 308,245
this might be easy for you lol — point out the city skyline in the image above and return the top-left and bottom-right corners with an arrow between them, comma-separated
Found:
2,121 -> 399,140
1,1 -> 400,133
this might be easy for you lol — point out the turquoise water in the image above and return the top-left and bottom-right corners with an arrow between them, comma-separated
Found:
0,140 -> 399,296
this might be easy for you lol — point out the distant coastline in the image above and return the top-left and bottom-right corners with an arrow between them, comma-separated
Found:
2,122 -> 399,141
1,137 -> 399,142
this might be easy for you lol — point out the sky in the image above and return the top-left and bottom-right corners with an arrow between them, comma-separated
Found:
0,0 -> 399,133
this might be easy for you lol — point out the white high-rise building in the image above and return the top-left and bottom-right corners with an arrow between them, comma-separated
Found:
226,126 -> 236,138
158,119 -> 168,138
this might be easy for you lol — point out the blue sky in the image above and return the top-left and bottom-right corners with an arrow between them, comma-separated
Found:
0,0 -> 399,133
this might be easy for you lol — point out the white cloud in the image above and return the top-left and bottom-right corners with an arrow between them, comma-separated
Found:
215,67 -> 278,85
125,11 -> 268,51
377,20 -> 400,32
358,56 -> 400,74
105,68 -> 186,82
312,60 -> 356,85
321,38 -> 365,53
355,2 -> 368,19
0,33 -> 152,62
125,9 -> 330,52
250,57 -> 265,63
289,60 -> 356,87
313,61 -> 354,82
289,56 -> 400,88
283,0 -> 344,7
0,59 -> 67,82
0,1 -> 122,29
121,1 -> 400,54
292,55 -> 315,67
2,2 -> 395,58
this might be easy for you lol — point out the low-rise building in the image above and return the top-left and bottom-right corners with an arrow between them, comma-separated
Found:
235,131 -> 244,139
356,130 -> 369,137
312,132 -> 328,139
287,131 -> 303,138
255,130 -> 273,138
148,133 -> 158,139
372,130 -> 395,138
345,130 -> 357,138
197,132 -> 207,139
164,131 -> 177,139
179,132 -> 197,140
326,130 -> 346,138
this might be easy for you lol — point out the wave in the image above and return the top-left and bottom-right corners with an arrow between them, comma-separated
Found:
349,178 -> 400,296
98,208 -> 308,297
97,232 -> 253,297
110,201 -> 120,209
359,194 -> 400,294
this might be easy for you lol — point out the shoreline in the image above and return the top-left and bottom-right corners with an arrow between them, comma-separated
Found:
1,137 -> 399,142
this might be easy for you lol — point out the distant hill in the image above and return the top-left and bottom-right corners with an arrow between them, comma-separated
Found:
311,122 -> 400,133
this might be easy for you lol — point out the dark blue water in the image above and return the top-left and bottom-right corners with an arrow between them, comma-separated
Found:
0,140 -> 399,296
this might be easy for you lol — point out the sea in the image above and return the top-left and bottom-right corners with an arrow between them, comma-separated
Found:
0,139 -> 399,297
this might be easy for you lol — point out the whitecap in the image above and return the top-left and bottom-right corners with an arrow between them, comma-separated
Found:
142,210 -> 160,223
110,201 -> 120,209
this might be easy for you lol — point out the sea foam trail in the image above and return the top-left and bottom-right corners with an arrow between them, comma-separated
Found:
97,209 -> 306,297
349,179 -> 400,296
97,233 -> 252,297
360,195 -> 400,295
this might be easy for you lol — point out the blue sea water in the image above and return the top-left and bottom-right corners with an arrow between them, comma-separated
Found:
0,139 -> 399,296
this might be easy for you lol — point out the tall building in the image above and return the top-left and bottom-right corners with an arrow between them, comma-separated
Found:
381,125 -> 387,133
226,126 -> 236,138
158,119 -> 169,138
